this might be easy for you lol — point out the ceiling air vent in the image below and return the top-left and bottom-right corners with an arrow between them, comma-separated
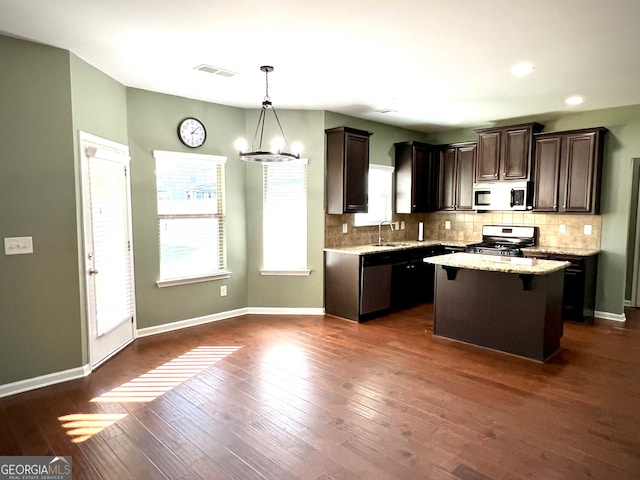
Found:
194,65 -> 237,77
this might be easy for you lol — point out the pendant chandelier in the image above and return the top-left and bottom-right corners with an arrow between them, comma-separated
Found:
236,66 -> 302,162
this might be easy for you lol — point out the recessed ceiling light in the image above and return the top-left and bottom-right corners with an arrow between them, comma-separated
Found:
511,62 -> 535,77
565,95 -> 584,106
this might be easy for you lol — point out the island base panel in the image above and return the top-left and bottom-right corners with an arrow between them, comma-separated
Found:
433,267 -> 564,362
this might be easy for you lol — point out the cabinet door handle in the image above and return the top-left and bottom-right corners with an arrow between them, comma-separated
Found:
494,173 -> 498,178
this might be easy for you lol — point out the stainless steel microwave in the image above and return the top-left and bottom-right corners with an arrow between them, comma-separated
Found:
472,181 -> 531,211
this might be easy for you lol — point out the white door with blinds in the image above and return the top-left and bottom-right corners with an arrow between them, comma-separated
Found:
80,132 -> 135,368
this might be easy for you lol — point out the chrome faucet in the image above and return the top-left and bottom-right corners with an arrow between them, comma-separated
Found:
378,220 -> 394,245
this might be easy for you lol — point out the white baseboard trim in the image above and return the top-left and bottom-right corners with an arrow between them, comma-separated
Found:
0,364 -> 91,399
137,306 -> 326,338
136,307 -> 249,338
1,306 -> 326,399
247,307 -> 325,315
595,310 -> 627,322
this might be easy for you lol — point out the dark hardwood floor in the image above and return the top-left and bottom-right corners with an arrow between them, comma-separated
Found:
1,304 -> 640,479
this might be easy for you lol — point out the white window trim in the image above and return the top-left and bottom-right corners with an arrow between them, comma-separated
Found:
153,149 -> 228,286
153,149 -> 226,165
354,164 -> 394,227
261,158 -> 309,275
260,269 -> 311,276
156,271 -> 232,288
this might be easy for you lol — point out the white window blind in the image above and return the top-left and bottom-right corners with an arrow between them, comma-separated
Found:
354,164 -> 394,226
86,149 -> 135,336
262,159 -> 308,272
154,150 -> 227,283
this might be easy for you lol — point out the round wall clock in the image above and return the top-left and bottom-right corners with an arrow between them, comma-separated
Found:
178,117 -> 207,148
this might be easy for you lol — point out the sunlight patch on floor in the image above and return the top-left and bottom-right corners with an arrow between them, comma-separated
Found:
59,345 -> 241,442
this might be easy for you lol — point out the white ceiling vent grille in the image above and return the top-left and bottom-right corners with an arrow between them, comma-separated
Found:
194,65 -> 237,77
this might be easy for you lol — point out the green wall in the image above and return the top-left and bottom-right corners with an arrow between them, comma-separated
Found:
244,109 -> 326,308
126,89 -> 248,328
69,53 -> 130,363
2,31 -> 639,389
0,36 -> 81,384
324,112 -> 432,167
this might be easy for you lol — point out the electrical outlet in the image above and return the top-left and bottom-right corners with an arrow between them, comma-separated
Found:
342,223 -> 348,234
394,221 -> 400,230
400,221 -> 405,230
584,224 -> 592,235
445,221 -> 451,230
4,236 -> 33,255
559,224 -> 566,234
220,285 -> 227,297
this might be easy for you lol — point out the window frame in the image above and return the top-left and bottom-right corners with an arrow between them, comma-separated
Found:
153,150 -> 230,287
260,158 -> 311,276
354,164 -> 395,227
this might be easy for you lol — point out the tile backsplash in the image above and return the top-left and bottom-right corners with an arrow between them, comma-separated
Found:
325,211 -> 602,250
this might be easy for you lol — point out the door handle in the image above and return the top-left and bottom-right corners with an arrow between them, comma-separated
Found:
89,268 -> 99,275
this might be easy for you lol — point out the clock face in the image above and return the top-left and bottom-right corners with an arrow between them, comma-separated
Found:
178,117 -> 206,148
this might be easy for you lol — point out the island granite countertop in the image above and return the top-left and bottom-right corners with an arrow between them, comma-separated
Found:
424,252 -> 571,275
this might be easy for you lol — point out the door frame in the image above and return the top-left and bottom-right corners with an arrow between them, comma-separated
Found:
78,130 -> 137,369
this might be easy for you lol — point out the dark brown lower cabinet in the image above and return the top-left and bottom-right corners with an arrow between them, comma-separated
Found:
324,246 -> 442,322
524,252 -> 598,323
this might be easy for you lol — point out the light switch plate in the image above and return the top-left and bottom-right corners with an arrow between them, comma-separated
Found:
394,221 -> 400,230
559,224 -> 566,234
342,223 -> 348,234
445,221 -> 451,230
584,224 -> 592,235
4,236 -> 33,255
400,221 -> 406,230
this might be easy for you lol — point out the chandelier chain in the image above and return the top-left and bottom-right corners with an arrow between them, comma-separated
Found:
263,69 -> 270,103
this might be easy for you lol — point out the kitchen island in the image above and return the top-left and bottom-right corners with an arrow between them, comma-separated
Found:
424,253 -> 570,362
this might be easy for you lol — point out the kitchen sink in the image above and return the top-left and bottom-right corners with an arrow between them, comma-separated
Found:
372,242 -> 412,247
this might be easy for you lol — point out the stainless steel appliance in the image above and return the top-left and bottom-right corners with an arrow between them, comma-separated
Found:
472,181 -> 531,211
465,225 -> 537,257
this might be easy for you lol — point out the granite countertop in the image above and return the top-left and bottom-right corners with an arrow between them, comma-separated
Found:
324,240 -> 600,257
324,240 -> 443,255
522,246 -> 601,257
423,252 -> 571,275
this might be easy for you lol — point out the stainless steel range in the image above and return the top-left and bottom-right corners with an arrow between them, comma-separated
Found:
465,225 -> 537,257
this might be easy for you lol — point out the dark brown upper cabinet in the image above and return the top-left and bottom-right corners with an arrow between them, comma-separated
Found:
394,141 -> 439,213
325,127 -> 372,214
438,142 -> 476,211
532,127 -> 607,213
475,122 -> 544,182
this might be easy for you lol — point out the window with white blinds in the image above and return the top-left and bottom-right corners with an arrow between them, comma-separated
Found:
153,150 -> 227,285
354,164 -> 394,226
262,159 -> 309,275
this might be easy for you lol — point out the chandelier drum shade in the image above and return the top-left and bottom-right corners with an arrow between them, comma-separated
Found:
236,66 -> 302,162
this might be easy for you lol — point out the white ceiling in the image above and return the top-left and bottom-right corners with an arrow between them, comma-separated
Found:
2,0 -> 639,132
